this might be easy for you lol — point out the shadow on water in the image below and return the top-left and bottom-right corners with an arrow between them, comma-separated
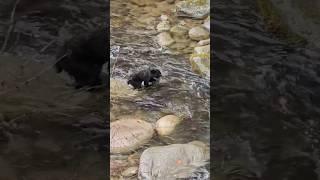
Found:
0,0 -> 107,179
213,0 -> 320,179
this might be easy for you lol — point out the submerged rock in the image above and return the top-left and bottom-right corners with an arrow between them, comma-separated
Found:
189,26 -> 209,41
138,141 -> 209,179
110,118 -> 154,154
110,78 -> 137,100
157,32 -> 175,47
155,115 -> 182,136
175,0 -> 210,19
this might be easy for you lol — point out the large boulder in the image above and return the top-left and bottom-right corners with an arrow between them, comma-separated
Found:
138,141 -> 209,179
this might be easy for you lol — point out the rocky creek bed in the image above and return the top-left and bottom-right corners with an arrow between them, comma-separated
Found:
110,0 -> 210,179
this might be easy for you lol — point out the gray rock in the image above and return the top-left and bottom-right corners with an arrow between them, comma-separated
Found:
138,141 -> 209,179
175,0 -> 210,19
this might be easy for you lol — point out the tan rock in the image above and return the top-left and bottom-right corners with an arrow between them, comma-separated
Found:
111,118 -> 154,154
170,25 -> 189,37
198,39 -> 210,46
155,115 -> 181,136
188,26 -> 209,40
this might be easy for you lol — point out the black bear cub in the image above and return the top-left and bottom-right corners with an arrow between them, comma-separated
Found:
127,68 -> 162,89
55,29 -> 108,89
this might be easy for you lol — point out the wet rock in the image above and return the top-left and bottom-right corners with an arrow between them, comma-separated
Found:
190,55 -> 210,78
157,32 -> 175,47
170,25 -> 189,37
155,115 -> 182,136
189,26 -> 209,41
138,141 -> 209,179
198,39 -> 210,46
156,20 -> 171,32
166,0 -> 175,4
122,166 -> 138,177
175,0 -> 210,19
111,118 -> 154,154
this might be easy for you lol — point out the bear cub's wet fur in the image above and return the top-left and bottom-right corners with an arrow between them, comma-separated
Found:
127,68 -> 162,89
55,29 -> 108,89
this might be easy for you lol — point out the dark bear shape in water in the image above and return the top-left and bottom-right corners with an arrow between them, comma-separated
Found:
127,69 -> 162,89
55,29 -> 108,89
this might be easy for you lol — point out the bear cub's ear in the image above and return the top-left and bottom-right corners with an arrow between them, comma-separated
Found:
150,69 -> 162,76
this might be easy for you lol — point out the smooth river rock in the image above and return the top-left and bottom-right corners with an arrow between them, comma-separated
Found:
189,26 -> 209,41
155,115 -> 181,136
110,118 -> 154,154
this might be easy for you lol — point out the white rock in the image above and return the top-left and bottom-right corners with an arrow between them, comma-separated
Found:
155,115 -> 181,136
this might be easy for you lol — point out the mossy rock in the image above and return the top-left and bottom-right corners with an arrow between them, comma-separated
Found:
189,52 -> 210,78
